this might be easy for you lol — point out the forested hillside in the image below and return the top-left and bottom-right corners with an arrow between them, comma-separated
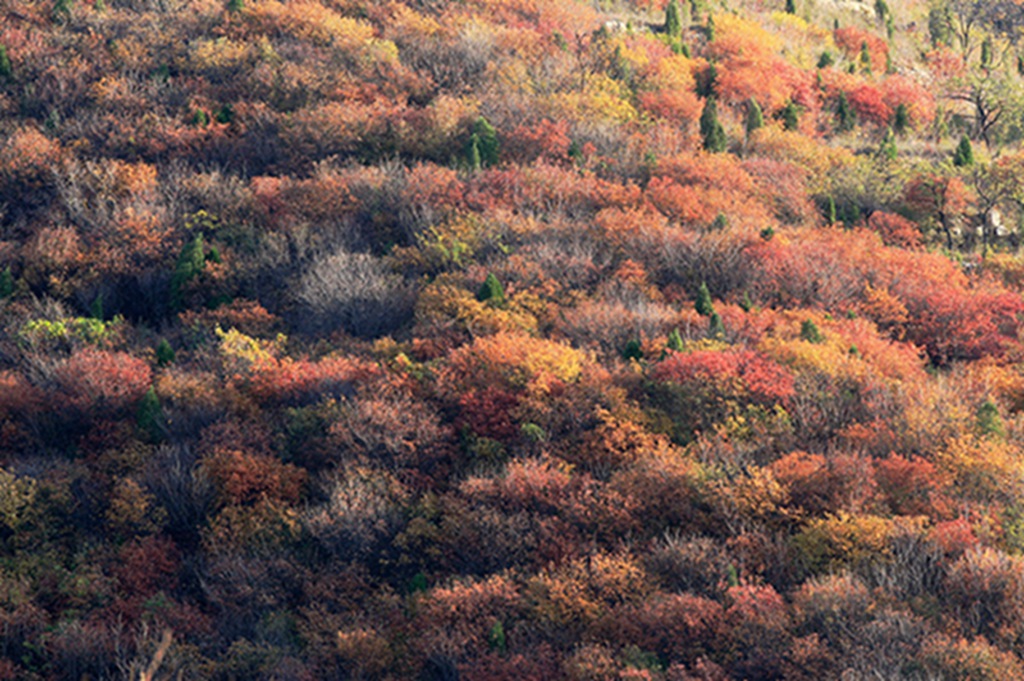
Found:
5,0 -> 1024,677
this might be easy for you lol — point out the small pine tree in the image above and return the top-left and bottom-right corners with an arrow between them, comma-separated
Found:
726,563 -> 739,588
665,0 -> 682,37
781,101 -> 800,131
466,134 -> 482,172
170,233 -> 207,310
191,109 -> 209,126
953,135 -> 974,167
817,51 -> 834,69
800,319 -> 823,343
859,41 -> 872,73
836,91 -> 856,132
156,339 -> 176,366
928,6 -> 951,47
705,14 -> 715,42
745,98 -> 764,137
137,387 -> 164,443
708,312 -> 725,339
874,0 -> 888,22
214,103 -> 234,124
0,267 -> 13,299
695,282 -> 714,317
697,62 -> 717,98
740,291 -> 754,312
879,127 -> 897,161
488,621 -> 507,654
476,272 -> 505,305
90,293 -> 104,320
623,339 -> 644,361
977,399 -> 1005,438
892,103 -> 909,135
409,572 -> 428,594
825,195 -> 837,225
666,328 -> 684,352
472,116 -> 500,167
981,38 -> 992,69
841,202 -> 861,226
227,0 -> 243,12
53,0 -> 72,21
700,97 -> 727,153
785,0 -> 796,14
0,45 -> 11,81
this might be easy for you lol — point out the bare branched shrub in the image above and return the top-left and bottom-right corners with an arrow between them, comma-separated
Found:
142,445 -> 214,547
644,532 -> 732,598
304,467 -> 408,558
296,249 -> 413,337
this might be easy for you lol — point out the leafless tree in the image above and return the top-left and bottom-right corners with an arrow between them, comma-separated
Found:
296,248 -> 412,337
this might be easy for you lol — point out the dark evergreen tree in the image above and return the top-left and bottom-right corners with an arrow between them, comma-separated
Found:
137,387 -> 165,443
0,45 -> 11,81
893,102 -> 909,135
781,101 -> 800,131
977,399 -> 1005,438
697,63 -> 717,98
859,41 -> 872,73
874,0 -> 888,22
785,0 -> 796,14
156,339 -> 176,367
695,281 -> 714,317
477,272 -> 505,305
667,328 -> 684,352
800,319 -> 823,343
214,103 -> 234,124
665,0 -> 683,37
488,622 -> 507,654
53,0 -> 72,21
472,116 -> 500,167
879,127 -> 897,161
170,234 -> 207,310
836,91 -> 856,132
928,5 -> 951,47
953,135 -> 974,167
0,267 -> 13,299
623,339 -> 644,361
708,312 -> 725,339
90,293 -> 104,320
745,98 -> 764,136
700,97 -> 727,153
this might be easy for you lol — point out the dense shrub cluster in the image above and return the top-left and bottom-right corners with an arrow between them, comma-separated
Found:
4,0 -> 1024,677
